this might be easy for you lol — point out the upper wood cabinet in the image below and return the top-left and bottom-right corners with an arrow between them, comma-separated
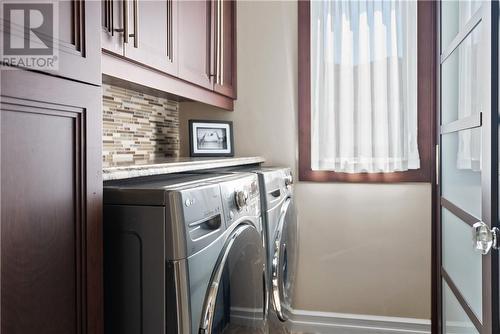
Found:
178,0 -> 236,97
101,0 -> 125,55
213,0 -> 236,98
124,0 -> 178,75
178,0 -> 213,90
58,0 -> 101,85
102,0 -> 237,106
1,0 -> 101,85
102,0 -> 178,76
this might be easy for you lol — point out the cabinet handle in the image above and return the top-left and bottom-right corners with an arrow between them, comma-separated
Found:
220,0 -> 224,86
167,0 -> 172,60
104,0 -> 108,31
106,0 -> 115,35
131,0 -> 138,47
104,0 -> 111,33
110,0 -> 114,35
113,1 -> 125,35
216,0 -> 221,85
208,0 -> 215,79
123,0 -> 129,43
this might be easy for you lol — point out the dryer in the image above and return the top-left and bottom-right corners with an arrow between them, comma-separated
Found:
248,168 -> 298,328
103,172 -> 267,334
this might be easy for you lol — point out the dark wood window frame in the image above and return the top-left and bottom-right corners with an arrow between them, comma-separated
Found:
298,0 -> 437,183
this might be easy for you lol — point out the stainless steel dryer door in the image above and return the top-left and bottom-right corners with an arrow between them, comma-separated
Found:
271,197 -> 298,322
199,224 -> 267,334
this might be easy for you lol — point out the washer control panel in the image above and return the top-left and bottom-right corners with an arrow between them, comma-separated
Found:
218,173 -> 260,227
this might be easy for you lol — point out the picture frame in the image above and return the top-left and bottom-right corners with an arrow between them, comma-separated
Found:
189,120 -> 234,157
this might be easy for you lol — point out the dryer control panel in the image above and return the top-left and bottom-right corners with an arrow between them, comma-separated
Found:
259,167 -> 293,212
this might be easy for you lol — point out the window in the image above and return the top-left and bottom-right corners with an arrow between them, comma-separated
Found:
298,0 -> 436,182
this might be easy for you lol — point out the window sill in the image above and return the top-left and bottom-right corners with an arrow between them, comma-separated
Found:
298,167 -> 432,183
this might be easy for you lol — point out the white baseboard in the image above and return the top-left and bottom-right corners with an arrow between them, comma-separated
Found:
286,309 -> 431,334
230,306 -> 267,328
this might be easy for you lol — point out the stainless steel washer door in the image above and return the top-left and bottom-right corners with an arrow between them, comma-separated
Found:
271,197 -> 298,322
199,223 -> 267,334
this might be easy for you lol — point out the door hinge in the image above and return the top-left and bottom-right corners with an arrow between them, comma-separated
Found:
435,144 -> 439,185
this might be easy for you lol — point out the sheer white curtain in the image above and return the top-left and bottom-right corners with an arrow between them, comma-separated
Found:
310,0 -> 419,173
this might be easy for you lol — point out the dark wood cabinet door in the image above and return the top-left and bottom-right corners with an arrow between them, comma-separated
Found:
102,0 -> 125,56
178,0 -> 213,90
124,0 -> 178,75
214,0 -> 236,98
57,0 -> 101,84
0,68 -> 103,334
1,1 -> 100,84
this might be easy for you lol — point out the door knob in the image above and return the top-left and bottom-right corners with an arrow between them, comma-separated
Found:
472,221 -> 499,255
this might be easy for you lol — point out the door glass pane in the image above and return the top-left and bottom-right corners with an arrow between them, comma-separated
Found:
443,281 -> 479,334
441,24 -> 481,125
442,128 -> 482,218
442,208 -> 482,318
441,0 -> 481,52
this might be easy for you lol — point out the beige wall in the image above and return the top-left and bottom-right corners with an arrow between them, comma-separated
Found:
179,0 -> 431,320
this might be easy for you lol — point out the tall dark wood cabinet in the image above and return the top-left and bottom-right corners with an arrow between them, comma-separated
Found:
0,2 -> 103,333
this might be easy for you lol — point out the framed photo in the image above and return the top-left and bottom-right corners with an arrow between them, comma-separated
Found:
189,120 -> 234,157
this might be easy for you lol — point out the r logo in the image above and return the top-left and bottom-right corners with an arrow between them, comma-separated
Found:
3,3 -> 54,55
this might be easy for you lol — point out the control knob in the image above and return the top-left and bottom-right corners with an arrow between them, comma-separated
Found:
235,190 -> 248,210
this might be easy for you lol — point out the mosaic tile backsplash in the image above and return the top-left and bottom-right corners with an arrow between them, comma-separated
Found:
102,84 -> 180,165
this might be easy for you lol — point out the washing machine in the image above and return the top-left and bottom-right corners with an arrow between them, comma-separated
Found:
103,172 -> 268,334
201,172 -> 268,334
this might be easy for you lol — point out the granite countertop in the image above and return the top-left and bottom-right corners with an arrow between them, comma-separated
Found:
102,156 -> 266,181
